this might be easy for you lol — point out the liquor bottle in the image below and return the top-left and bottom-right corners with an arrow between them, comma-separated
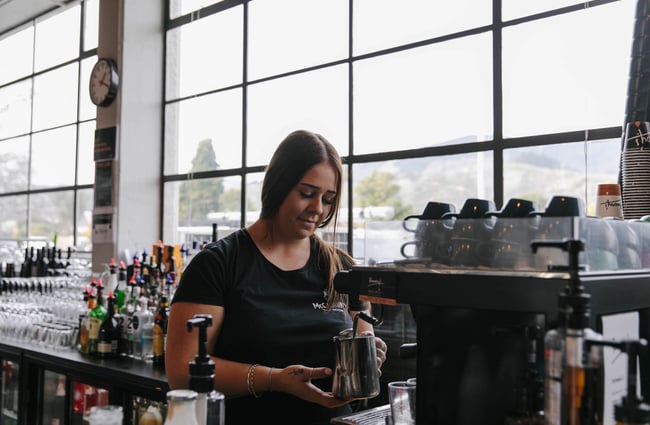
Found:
21,247 -> 31,277
97,291 -> 119,358
36,247 -> 48,277
165,390 -> 200,425
106,257 -> 118,297
88,280 -> 107,356
65,246 -> 73,269
167,255 -> 177,289
56,248 -> 65,270
30,246 -> 37,277
79,286 -> 97,355
114,259 -> 127,309
534,239 -> 603,425
138,403 -> 164,425
165,273 -> 174,302
121,274 -> 137,316
152,295 -> 169,369
119,312 -> 134,358
133,256 -> 142,282
133,297 -> 154,361
149,258 -> 161,309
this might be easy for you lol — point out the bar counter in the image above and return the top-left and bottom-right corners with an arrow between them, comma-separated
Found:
0,339 -> 169,425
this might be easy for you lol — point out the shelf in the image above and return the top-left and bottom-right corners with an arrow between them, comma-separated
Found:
0,340 -> 168,402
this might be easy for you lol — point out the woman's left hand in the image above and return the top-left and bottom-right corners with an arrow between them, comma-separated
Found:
359,331 -> 387,375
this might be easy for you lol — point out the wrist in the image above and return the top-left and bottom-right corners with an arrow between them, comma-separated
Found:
247,364 -> 277,396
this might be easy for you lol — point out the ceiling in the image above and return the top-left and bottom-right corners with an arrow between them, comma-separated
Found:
0,0 -> 68,36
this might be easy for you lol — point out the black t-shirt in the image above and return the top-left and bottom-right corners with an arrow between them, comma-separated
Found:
172,229 -> 363,425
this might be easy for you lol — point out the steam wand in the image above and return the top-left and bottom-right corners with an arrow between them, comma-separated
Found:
352,311 -> 380,339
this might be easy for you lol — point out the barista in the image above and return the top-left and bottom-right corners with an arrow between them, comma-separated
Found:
166,130 -> 387,425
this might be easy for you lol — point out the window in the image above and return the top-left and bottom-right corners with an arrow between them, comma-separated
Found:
162,0 -> 636,261
0,0 -> 98,254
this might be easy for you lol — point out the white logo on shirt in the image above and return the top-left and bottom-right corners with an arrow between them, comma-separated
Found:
313,302 -> 326,310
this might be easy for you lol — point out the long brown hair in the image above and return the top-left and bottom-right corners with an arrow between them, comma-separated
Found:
260,130 -> 353,308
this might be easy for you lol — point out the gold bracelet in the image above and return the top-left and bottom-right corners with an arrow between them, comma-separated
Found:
247,363 -> 261,398
268,367 -> 274,392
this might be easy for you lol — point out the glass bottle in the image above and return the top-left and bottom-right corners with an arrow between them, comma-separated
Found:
79,287 -> 97,355
121,274 -> 137,316
133,297 -> 154,361
88,280 -> 107,356
113,259 -> 126,309
152,295 -> 169,369
139,403 -> 164,425
165,390 -> 200,425
97,291 -> 119,358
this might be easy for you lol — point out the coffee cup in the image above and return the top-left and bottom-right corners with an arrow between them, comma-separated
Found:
596,183 -> 623,219
485,198 -> 536,219
528,196 -> 586,270
529,195 -> 586,218
402,202 -> 456,232
445,198 -> 496,267
400,202 -> 456,262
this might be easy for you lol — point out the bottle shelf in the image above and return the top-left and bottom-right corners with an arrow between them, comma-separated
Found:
0,339 -> 168,425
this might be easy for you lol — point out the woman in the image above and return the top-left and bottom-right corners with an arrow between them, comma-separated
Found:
166,130 -> 387,424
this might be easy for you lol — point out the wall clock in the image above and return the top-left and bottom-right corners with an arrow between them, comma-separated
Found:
89,57 -> 119,107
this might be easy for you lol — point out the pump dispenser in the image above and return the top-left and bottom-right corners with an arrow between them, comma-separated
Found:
532,237 -> 603,425
187,314 -> 225,425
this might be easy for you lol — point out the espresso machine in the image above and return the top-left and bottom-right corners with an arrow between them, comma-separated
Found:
335,212 -> 650,425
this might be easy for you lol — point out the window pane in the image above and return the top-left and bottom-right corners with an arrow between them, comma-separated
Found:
248,0 -> 348,80
29,191 -> 74,243
0,80 -> 32,139
32,64 -> 79,131
0,27 -> 34,85
76,188 -> 94,250
34,6 -> 81,71
353,0 -> 491,55
163,176 -> 241,246
164,88 -> 242,174
31,126 -> 77,189
502,1 -> 636,137
353,154 -> 493,261
245,172 -> 264,225
503,0 -> 609,21
354,34 -> 493,154
247,65 -> 349,167
166,7 -> 243,100
79,57 -> 97,121
84,0 -> 99,51
503,139 -> 621,215
0,195 -> 27,240
169,0 -> 226,20
78,121 -> 96,185
0,136 -> 29,193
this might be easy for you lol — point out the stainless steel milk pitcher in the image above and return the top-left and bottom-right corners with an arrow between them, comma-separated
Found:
332,312 -> 381,399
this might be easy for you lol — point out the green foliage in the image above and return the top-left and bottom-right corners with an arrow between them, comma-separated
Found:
178,139 -> 224,223
354,170 -> 410,220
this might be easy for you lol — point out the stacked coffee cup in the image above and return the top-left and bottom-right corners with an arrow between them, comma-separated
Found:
621,121 -> 650,219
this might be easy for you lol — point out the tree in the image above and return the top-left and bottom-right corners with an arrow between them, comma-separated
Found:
178,139 -> 224,223
354,170 -> 410,220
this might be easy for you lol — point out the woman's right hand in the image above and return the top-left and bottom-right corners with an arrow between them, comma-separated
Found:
272,365 -> 350,408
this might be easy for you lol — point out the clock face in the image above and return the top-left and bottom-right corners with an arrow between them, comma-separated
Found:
89,58 -> 119,107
